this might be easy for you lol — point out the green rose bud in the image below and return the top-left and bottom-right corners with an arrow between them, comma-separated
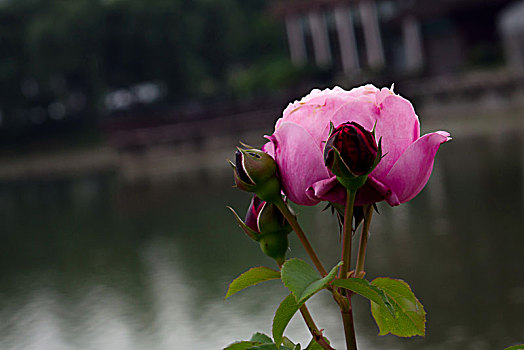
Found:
228,195 -> 291,265
258,232 -> 288,266
229,146 -> 281,203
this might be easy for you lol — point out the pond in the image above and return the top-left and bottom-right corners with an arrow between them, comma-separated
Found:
0,128 -> 523,349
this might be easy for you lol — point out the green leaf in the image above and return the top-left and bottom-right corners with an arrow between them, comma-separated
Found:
272,294 -> 300,348
225,266 -> 281,299
224,339 -> 295,350
305,338 -> 324,350
273,261 -> 340,349
333,278 -> 394,315
370,277 -> 426,337
504,346 -> 524,350
248,345 -> 293,350
250,333 -> 273,344
281,259 -> 342,304
224,341 -> 261,350
281,337 -> 297,349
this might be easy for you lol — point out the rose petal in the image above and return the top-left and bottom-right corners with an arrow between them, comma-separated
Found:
279,103 -> 330,144
382,131 -> 451,205
328,99 -> 379,135
245,196 -> 263,232
280,95 -> 359,147
280,87 -> 342,121
262,140 -> 275,158
356,176 -> 398,206
307,172 -> 398,206
307,176 -> 345,205
271,121 -> 331,206
375,87 -> 394,105
305,86 -> 347,105
347,84 -> 379,102
372,94 -> 421,180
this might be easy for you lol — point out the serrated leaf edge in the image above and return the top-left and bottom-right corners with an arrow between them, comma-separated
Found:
371,277 -> 426,337
223,340 -> 260,350
272,294 -> 300,348
226,266 -> 281,299
333,278 -> 395,316
281,259 -> 342,305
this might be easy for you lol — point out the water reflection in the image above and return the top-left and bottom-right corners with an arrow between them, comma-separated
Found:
0,130 -> 523,349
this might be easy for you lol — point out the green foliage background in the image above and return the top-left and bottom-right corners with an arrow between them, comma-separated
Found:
0,0 -> 297,129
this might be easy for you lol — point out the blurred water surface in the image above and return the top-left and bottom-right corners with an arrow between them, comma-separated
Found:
0,128 -> 523,350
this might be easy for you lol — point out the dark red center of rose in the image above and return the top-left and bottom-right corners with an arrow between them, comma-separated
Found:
332,122 -> 377,175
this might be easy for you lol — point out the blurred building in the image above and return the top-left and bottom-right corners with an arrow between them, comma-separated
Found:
273,0 -> 523,77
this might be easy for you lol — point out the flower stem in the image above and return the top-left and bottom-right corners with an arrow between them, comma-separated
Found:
299,305 -> 335,350
276,260 -> 333,350
355,204 -> 373,277
341,302 -> 357,350
339,189 -> 358,350
339,189 -> 357,279
275,200 -> 328,277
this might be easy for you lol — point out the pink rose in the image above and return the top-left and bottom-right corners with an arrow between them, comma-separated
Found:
263,85 -> 451,206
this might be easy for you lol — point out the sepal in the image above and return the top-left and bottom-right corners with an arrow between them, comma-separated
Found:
228,206 -> 259,241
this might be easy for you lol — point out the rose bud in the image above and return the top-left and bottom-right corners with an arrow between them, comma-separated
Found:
229,147 -> 281,203
228,195 -> 291,265
245,195 -> 291,235
323,121 -> 382,191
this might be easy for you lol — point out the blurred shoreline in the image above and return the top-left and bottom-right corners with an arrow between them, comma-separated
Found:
0,95 -> 522,183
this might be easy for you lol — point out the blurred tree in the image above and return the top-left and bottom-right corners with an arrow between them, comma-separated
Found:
0,0 -> 291,134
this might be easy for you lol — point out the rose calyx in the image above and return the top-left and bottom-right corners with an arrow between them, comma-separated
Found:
230,146 -> 281,203
323,121 -> 382,191
228,195 -> 291,264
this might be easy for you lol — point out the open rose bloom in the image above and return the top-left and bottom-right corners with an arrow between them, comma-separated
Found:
263,85 -> 451,206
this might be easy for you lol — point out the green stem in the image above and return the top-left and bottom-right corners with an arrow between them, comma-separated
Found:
299,305 -> 335,350
341,303 -> 358,350
275,200 -> 328,277
355,204 -> 373,277
339,189 -> 358,350
339,189 -> 357,279
277,261 -> 333,350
